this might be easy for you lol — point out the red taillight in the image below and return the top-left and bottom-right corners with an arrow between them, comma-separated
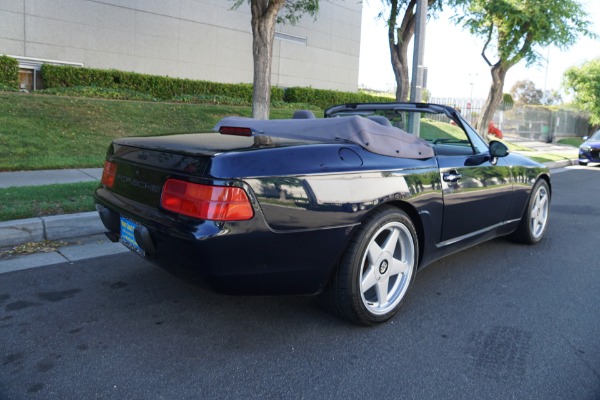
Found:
101,161 -> 117,188
161,179 -> 254,221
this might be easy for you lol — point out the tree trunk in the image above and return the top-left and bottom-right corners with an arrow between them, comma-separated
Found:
390,37 -> 412,102
388,0 -> 416,102
388,0 -> 437,102
250,0 -> 284,120
477,63 -> 507,141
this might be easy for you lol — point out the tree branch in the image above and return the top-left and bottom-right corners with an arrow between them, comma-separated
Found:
388,0 -> 399,47
263,0 -> 285,22
399,0 -> 416,40
506,30 -> 534,68
481,22 -> 494,67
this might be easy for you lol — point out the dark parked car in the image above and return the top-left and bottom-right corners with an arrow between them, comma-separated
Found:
94,103 -> 551,325
578,130 -> 600,166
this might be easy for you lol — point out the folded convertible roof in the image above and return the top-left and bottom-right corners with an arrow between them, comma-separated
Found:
213,116 -> 434,160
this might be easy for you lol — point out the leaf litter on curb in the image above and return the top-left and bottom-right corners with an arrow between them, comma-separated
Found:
0,240 -> 68,259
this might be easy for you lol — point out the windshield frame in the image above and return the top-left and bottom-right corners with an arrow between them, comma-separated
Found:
325,102 -> 490,155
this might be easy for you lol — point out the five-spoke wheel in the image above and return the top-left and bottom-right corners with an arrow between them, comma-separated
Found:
322,206 -> 418,325
510,179 -> 550,244
529,182 -> 549,240
359,221 -> 415,316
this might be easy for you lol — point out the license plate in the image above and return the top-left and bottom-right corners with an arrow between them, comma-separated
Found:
120,216 -> 145,257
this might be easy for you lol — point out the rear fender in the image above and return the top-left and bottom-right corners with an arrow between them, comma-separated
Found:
340,200 -> 427,270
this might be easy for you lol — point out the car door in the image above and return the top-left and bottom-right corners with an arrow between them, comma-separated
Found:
428,121 -> 513,243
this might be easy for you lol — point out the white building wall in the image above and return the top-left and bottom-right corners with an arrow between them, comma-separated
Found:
0,0 -> 362,91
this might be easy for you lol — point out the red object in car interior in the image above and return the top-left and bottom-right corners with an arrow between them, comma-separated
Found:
161,179 -> 254,221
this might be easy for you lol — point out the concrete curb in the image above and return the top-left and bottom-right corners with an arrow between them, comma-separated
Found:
0,233 -> 129,274
0,218 -> 45,247
0,211 -> 104,248
543,159 -> 578,170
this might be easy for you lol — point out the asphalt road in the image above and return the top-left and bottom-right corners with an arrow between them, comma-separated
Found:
1,168 -> 599,400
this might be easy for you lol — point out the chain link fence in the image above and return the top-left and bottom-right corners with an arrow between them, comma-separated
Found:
430,97 -> 590,142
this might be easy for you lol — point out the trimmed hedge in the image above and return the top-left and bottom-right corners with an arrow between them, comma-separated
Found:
0,55 -> 19,89
284,87 -> 393,110
40,64 -> 393,109
41,64 -> 285,103
0,83 -> 18,92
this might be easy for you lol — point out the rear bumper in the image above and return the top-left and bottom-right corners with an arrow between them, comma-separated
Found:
94,188 -> 351,295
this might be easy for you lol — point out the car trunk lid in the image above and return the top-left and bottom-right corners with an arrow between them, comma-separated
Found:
104,133 -> 325,207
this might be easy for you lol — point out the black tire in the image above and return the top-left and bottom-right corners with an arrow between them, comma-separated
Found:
321,206 -> 418,325
579,161 -> 588,166
510,179 -> 550,244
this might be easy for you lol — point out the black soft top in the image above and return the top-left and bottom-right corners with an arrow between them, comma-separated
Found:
213,116 -> 434,159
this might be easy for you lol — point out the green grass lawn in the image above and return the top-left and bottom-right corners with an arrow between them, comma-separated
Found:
419,119 -> 467,141
0,181 -> 98,221
0,92 -> 321,171
557,137 -> 584,147
528,153 -> 574,163
499,140 -> 535,152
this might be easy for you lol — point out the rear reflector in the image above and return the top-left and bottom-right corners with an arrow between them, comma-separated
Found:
219,126 -> 253,136
161,179 -> 254,221
101,160 -> 117,188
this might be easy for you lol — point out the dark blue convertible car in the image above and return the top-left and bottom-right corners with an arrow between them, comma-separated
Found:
94,103 -> 551,325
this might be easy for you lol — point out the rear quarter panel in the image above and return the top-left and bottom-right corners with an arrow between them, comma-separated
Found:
207,144 -> 442,233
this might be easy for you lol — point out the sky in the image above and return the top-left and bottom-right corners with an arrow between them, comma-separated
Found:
358,0 -> 600,101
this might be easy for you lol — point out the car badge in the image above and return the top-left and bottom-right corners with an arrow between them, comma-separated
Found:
379,260 -> 389,274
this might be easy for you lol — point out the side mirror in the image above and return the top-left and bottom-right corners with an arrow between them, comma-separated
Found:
489,140 -> 510,158
582,136 -> 589,141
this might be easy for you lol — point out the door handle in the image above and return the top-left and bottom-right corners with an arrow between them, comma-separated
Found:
443,170 -> 462,182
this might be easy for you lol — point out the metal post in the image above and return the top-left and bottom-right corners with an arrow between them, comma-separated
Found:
409,0 -> 427,137
468,72 -> 478,126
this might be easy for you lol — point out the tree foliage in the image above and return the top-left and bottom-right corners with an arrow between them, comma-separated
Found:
455,0 -> 594,67
510,80 -> 543,104
542,89 -> 562,106
510,80 -> 563,106
231,0 -> 319,24
451,0 -> 595,137
564,58 -> 600,125
231,1 -> 319,119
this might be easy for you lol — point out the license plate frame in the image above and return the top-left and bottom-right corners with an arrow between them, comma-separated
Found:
120,215 -> 145,257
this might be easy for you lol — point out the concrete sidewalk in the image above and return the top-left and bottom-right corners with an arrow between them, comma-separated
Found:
0,168 -> 123,272
0,167 -> 103,189
0,141 -> 579,272
507,137 -> 579,162
0,168 -> 105,249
